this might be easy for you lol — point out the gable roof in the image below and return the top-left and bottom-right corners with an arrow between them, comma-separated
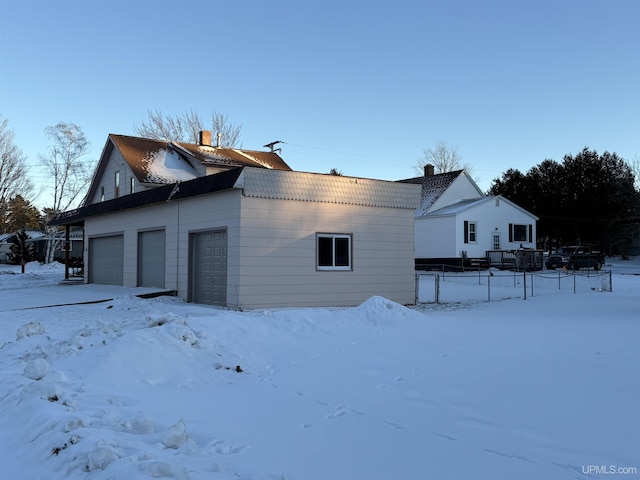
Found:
84,134 -> 292,206
398,169 -> 484,215
425,195 -> 539,219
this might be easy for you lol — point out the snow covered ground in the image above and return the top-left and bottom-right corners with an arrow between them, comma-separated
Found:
0,259 -> 638,480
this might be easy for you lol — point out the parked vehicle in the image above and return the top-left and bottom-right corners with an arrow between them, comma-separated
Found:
545,246 -> 605,271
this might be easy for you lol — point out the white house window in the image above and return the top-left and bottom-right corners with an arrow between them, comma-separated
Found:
100,186 -> 105,202
115,171 -> 121,198
130,177 -> 135,194
463,221 -> 477,243
509,223 -> 532,243
317,233 -> 352,270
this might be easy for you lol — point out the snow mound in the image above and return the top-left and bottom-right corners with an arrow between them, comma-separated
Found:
162,419 -> 188,449
24,358 -> 49,380
356,296 -> 424,322
17,321 -> 45,339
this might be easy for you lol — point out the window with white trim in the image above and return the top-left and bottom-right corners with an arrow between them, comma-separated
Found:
317,234 -> 352,270
464,221 -> 477,243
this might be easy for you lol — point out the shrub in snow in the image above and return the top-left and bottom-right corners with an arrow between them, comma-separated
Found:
146,312 -> 186,328
162,419 -> 187,449
16,321 -> 45,339
24,358 -> 49,380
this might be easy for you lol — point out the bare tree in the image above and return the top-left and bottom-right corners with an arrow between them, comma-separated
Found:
414,140 -> 466,175
39,122 -> 93,263
0,116 -> 33,216
133,109 -> 242,147
630,154 -> 640,191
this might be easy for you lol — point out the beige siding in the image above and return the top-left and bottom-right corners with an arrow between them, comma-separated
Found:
83,190 -> 243,306
83,189 -> 417,309
236,196 -> 416,308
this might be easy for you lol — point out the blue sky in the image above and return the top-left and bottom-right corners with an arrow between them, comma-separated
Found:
1,0 -> 639,209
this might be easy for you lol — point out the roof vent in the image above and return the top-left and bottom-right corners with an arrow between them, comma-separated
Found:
199,131 -> 211,146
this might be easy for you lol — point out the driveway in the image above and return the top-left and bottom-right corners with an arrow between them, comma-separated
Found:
0,282 -> 174,312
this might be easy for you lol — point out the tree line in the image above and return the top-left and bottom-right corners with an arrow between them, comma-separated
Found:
487,148 -> 640,256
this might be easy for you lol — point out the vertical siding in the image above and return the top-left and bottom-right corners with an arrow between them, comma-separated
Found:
236,196 -> 416,308
83,189 -> 417,308
84,202 -> 180,289
172,191 -> 242,306
88,149 -> 142,204
83,190 -> 243,304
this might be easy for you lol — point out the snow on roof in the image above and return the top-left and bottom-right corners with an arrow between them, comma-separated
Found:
140,149 -> 198,184
398,170 -> 466,215
424,197 -> 488,216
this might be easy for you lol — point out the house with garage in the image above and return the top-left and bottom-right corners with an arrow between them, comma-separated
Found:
50,133 -> 422,308
399,165 -> 539,270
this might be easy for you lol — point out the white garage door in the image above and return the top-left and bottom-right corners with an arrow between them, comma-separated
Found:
89,235 -> 124,285
138,230 -> 165,288
191,230 -> 227,306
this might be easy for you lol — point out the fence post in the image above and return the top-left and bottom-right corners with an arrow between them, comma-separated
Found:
523,268 -> 527,300
488,274 -> 491,302
610,270 -> 612,292
530,272 -> 534,297
573,272 -> 576,294
435,274 -> 440,304
558,270 -> 561,290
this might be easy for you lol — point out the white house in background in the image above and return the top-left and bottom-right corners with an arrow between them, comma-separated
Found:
399,165 -> 538,269
51,134 -> 422,308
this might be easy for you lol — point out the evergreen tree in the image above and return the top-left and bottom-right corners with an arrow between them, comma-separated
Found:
489,148 -> 638,253
0,195 -> 42,233
8,229 -> 35,272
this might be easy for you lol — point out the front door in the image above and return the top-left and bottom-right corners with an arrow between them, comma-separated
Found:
492,233 -> 501,251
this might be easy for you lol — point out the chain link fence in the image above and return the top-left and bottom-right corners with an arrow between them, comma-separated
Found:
416,269 -> 613,304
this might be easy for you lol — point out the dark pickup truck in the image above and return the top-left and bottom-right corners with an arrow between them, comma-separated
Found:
545,246 -> 605,271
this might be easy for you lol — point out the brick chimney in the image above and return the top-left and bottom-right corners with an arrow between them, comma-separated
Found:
199,130 -> 212,146
424,164 -> 435,176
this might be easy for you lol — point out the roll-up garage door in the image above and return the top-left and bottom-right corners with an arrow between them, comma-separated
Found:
192,230 -> 227,306
138,230 -> 165,288
89,235 -> 124,285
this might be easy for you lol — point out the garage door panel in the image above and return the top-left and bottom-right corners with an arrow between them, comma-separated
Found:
192,230 -> 227,306
89,235 -> 124,285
